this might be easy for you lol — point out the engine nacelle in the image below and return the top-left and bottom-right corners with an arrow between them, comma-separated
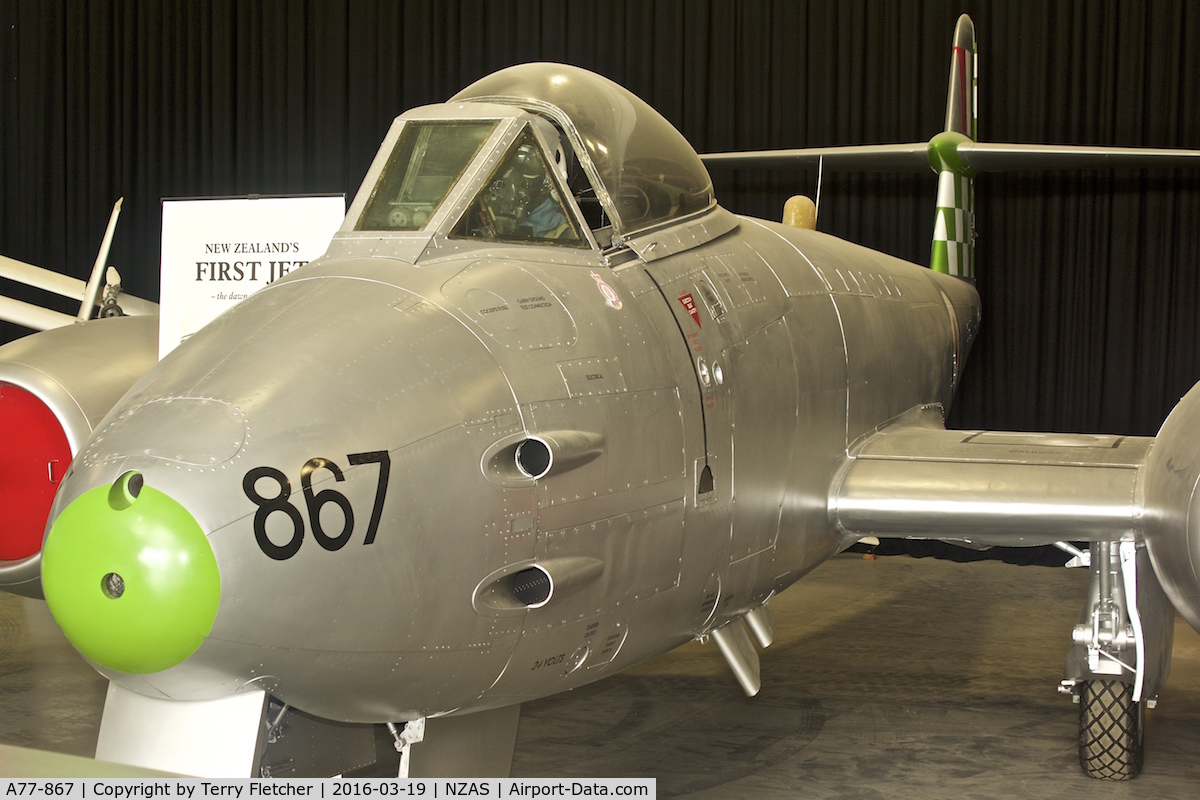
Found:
0,315 -> 157,597
1144,380 -> 1200,633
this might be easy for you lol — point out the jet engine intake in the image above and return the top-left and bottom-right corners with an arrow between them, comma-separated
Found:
0,316 -> 158,597
1144,381 -> 1200,634
0,383 -> 70,565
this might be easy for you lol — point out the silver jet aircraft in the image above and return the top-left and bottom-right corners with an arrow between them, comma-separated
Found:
5,14 -> 1200,781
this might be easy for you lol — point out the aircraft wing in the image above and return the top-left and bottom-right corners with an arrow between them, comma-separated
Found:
830,406 -> 1152,548
702,141 -> 1200,173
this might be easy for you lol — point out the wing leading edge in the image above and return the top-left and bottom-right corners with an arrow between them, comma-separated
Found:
829,406 -> 1153,547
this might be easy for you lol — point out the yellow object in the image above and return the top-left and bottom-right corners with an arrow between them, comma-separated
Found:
783,195 -> 817,230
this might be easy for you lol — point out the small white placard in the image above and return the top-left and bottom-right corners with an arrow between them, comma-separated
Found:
159,195 -> 345,359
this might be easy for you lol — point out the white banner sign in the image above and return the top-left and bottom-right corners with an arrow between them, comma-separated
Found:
159,195 -> 345,359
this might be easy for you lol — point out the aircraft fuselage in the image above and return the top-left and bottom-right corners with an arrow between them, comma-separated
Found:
45,204 -> 978,722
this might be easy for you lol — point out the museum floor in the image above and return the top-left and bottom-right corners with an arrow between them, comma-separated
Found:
3,553 -> 1199,797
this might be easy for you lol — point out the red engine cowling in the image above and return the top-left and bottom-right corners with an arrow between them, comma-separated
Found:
0,316 -> 158,597
0,383 -> 72,561
1144,381 -> 1200,634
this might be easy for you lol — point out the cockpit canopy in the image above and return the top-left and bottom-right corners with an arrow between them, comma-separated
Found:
345,64 -> 715,252
356,120 -> 497,232
449,126 -> 587,246
453,63 -> 715,237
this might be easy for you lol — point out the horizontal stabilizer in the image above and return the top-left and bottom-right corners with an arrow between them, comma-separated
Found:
701,141 -> 1200,174
1,254 -> 94,300
702,143 -> 931,172
0,295 -> 77,331
1,253 -> 157,331
957,142 -> 1200,172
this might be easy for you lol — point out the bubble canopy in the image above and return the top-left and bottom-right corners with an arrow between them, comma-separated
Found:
452,63 -> 715,238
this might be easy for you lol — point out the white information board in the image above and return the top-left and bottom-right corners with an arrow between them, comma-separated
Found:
159,195 -> 345,359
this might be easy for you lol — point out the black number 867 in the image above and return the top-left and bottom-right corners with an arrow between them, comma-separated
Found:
242,451 -> 391,561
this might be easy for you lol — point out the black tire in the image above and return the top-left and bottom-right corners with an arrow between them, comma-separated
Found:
1079,679 -> 1144,779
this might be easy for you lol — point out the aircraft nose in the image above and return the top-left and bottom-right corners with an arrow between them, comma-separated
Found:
41,470 -> 221,674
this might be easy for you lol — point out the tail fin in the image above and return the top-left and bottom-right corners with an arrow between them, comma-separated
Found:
929,14 -> 977,279
700,10 -> 1200,266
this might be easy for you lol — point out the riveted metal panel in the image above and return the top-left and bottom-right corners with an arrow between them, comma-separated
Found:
541,499 -> 686,609
557,357 -> 628,397
726,319 -> 796,563
522,388 -> 685,512
441,261 -> 577,350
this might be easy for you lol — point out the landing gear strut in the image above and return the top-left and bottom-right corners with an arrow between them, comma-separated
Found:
1061,540 -> 1174,780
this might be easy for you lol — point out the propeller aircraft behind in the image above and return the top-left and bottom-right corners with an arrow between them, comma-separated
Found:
5,13 -> 1200,782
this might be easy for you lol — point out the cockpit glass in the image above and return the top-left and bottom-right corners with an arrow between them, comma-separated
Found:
451,64 -> 716,237
356,121 -> 496,231
451,127 -> 587,247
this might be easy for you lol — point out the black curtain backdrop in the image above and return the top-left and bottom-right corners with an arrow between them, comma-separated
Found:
3,1 -> 1199,560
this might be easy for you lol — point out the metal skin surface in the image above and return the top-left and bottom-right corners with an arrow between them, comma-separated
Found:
44,210 -> 978,723
832,408 -> 1155,545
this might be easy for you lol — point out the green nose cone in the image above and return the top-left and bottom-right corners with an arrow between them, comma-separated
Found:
42,471 -> 221,674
